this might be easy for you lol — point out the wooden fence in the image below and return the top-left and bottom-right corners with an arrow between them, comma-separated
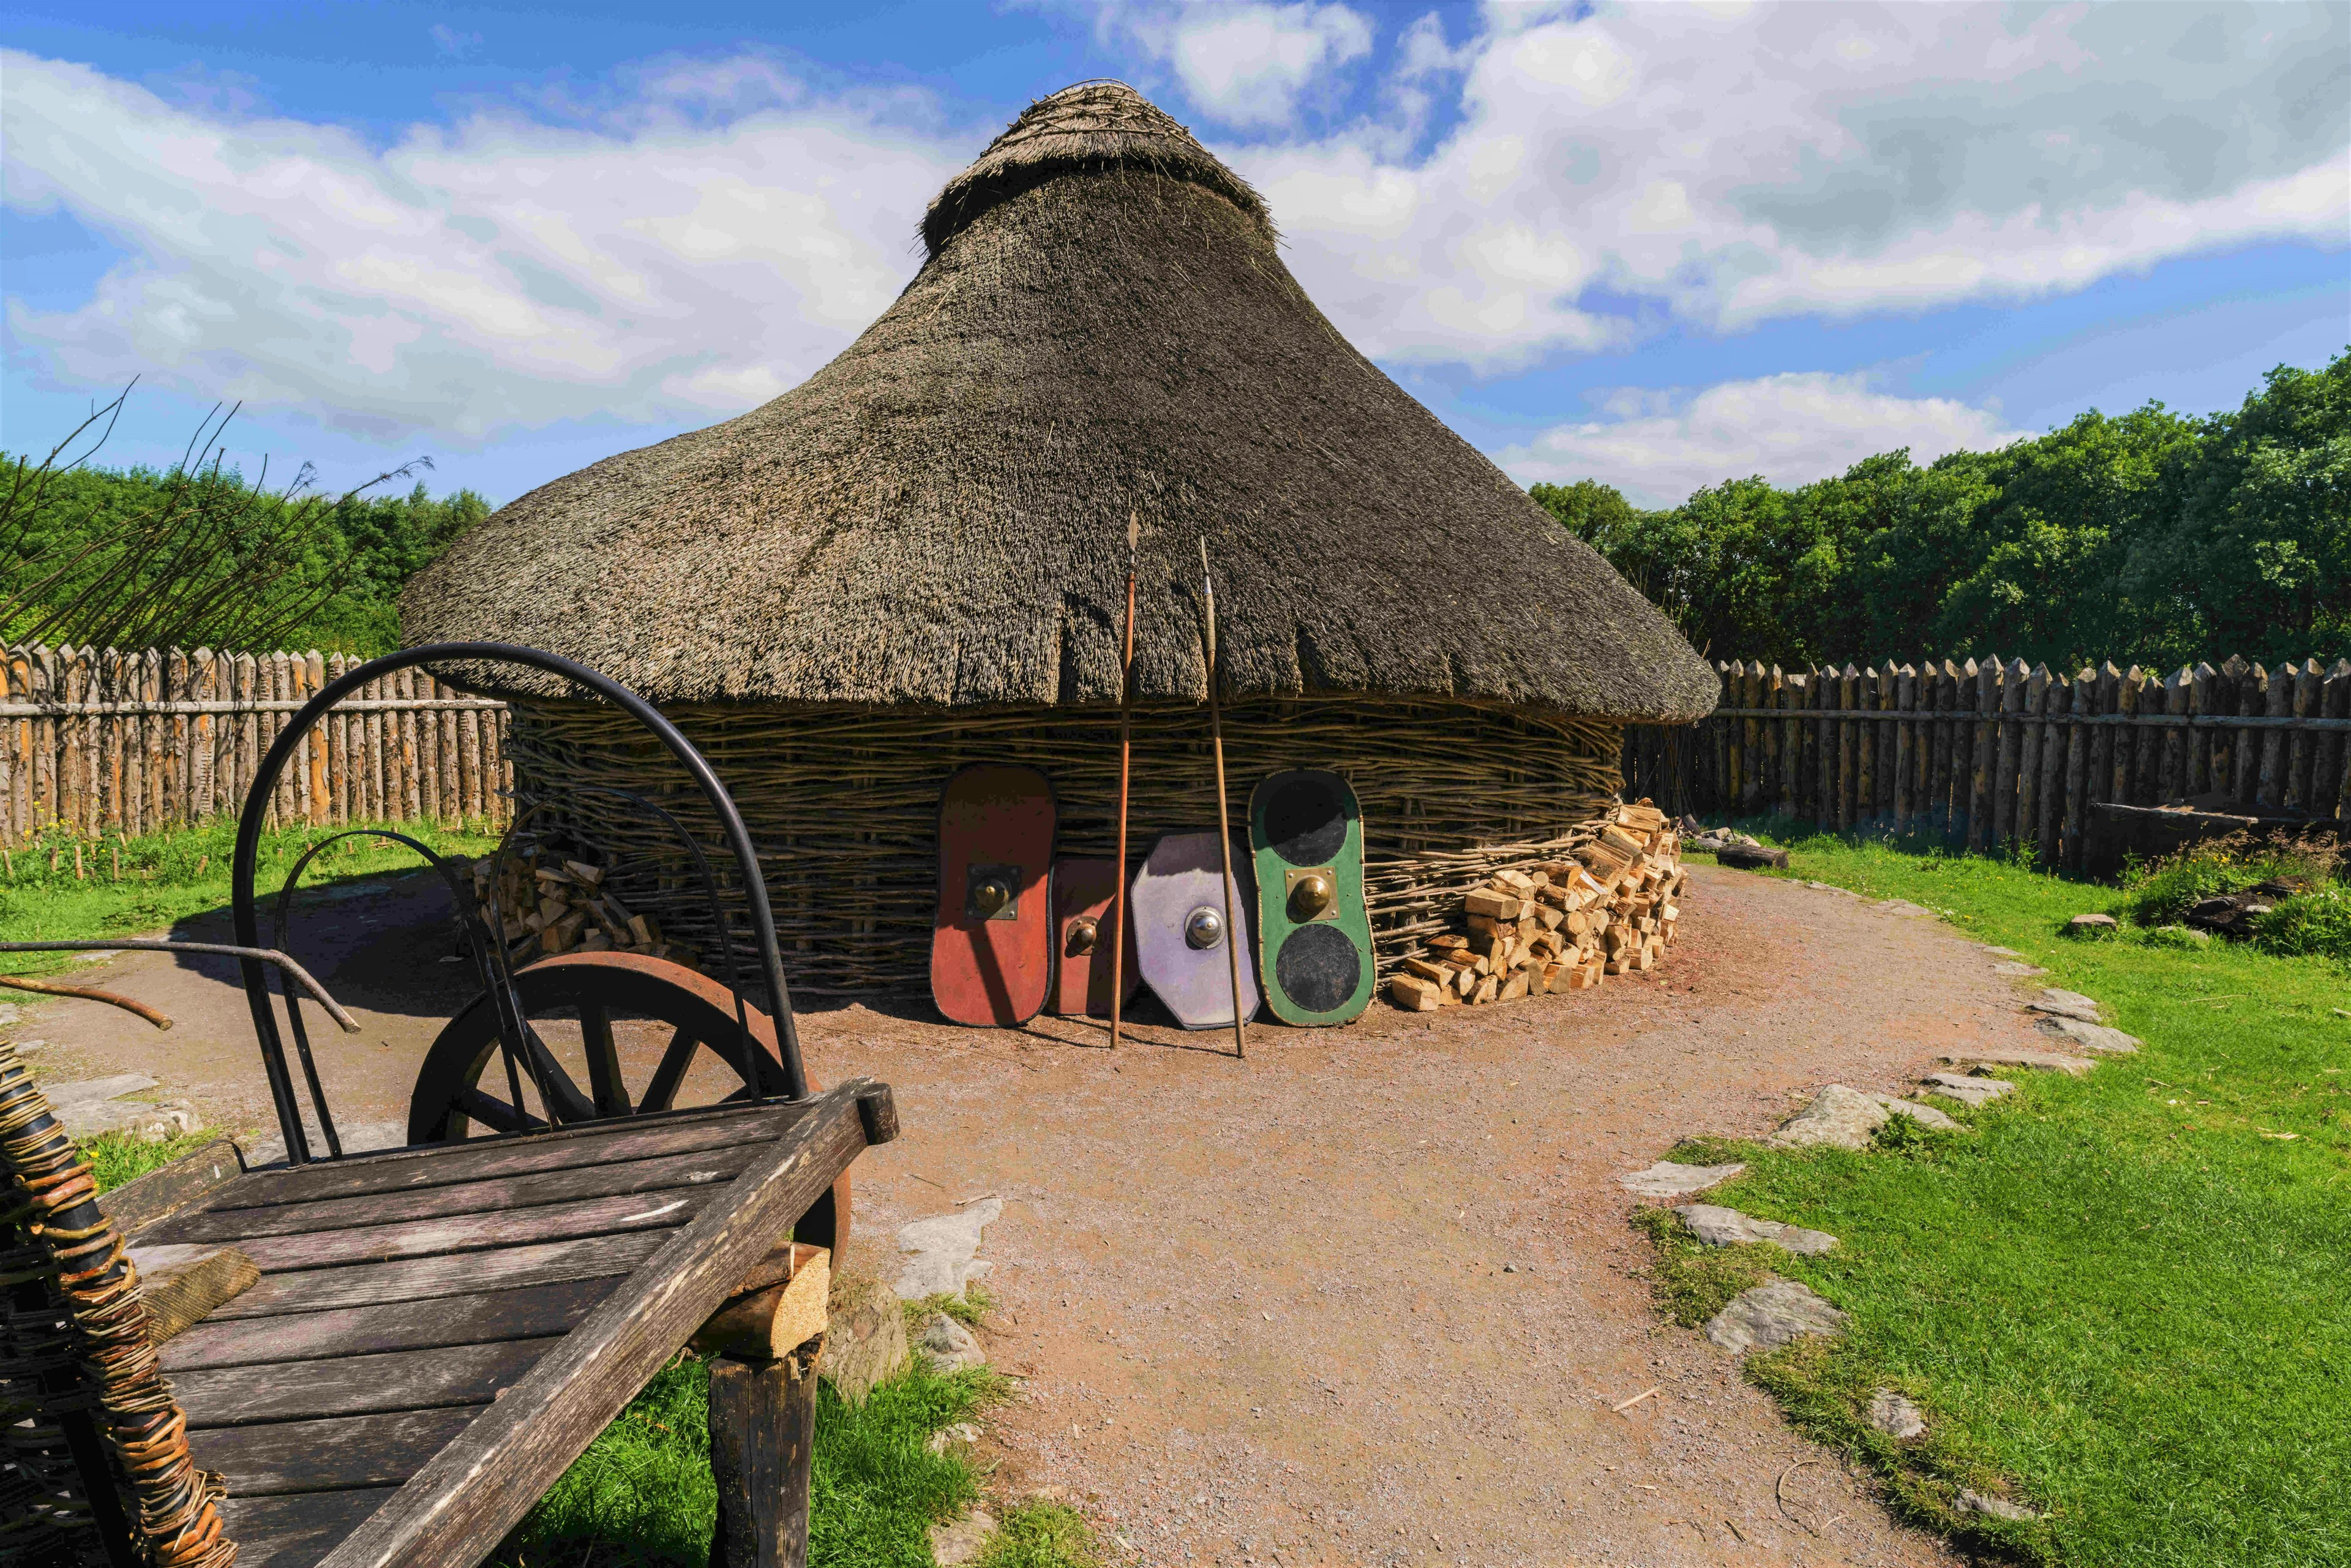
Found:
0,643 -> 511,847
1623,655 -> 2351,872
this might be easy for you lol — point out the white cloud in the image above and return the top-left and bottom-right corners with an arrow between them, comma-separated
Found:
1239,2 -> 2351,366
1099,2 -> 1374,129
1,51 -> 960,442
1497,372 -> 2036,508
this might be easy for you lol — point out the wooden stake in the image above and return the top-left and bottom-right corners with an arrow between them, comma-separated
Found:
1199,536 -> 1247,1060
1110,513 -> 1138,1051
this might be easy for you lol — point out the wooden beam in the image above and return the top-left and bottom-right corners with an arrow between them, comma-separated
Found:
708,1343 -> 822,1568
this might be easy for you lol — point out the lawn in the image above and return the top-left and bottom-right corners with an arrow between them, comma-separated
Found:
1641,825 -> 2350,1566
1,816 -> 502,975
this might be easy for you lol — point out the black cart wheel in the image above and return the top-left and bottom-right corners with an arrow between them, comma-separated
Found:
408,951 -> 848,1254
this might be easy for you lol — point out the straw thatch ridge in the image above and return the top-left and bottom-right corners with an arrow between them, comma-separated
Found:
403,81 -> 1715,723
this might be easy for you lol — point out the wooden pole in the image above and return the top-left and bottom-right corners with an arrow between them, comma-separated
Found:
1110,513 -> 1138,1051
1198,536 -> 1247,1060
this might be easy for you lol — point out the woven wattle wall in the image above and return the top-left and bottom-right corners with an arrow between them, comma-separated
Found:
502,697 -> 1623,996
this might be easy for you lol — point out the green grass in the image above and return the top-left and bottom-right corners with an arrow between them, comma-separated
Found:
488,1356 -> 1047,1568
1643,823 -> 2351,1566
0,816 -> 501,976
80,1130 -> 219,1192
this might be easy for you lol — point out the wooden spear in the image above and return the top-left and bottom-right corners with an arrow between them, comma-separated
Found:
1110,512 -> 1139,1050
1199,536 -> 1247,1059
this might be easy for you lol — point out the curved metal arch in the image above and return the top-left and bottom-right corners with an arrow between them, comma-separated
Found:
231,642 -> 804,1165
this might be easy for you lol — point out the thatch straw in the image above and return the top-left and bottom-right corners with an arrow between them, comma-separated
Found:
503,697 -> 1622,996
403,81 -> 1714,724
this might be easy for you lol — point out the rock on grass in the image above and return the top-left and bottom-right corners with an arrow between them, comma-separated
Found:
1703,1278 -> 1847,1354
1619,1160 -> 1746,1198
1674,1204 -> 1838,1255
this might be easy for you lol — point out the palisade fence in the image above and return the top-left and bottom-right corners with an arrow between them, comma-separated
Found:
0,643 -> 512,847
1622,655 -> 2351,873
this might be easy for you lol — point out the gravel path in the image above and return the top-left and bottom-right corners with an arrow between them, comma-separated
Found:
13,862 -> 2056,1564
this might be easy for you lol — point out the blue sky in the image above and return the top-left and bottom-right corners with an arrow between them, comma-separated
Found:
4,1 -> 2345,508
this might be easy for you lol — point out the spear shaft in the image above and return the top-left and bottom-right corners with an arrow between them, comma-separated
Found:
1199,536 -> 1247,1059
1110,513 -> 1138,1049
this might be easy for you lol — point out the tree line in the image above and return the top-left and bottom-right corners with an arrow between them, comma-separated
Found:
2,393 -> 488,655
1534,350 -> 2349,672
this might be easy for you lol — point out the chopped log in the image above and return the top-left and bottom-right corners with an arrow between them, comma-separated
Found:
1389,975 -> 1444,1011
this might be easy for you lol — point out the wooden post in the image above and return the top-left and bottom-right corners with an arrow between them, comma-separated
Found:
2321,660 -> 2351,822
2154,666 -> 2185,804
2286,659 -> 2321,814
1723,661 -> 1745,814
1889,664 -> 1914,834
2062,667 -> 2093,870
1854,666 -> 1880,828
2033,670 -> 2065,865
1832,663 -> 1856,831
1777,667 -> 1801,820
1812,664 -> 1834,830
1875,663 -> 1898,822
2229,658 -> 2260,807
1761,665 -> 1783,817
2257,664 -> 2289,811
1711,662 -> 1731,818
2110,666 -> 2142,809
1989,659 -> 2024,847
1962,658 -> 1991,851
2015,664 -> 2047,853
708,1343 -> 822,1568
1922,661 -> 1950,839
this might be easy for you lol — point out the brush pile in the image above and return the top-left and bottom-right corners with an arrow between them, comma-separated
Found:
1384,801 -> 1685,1010
469,844 -> 697,969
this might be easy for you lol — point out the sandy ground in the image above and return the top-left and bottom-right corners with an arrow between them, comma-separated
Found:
5,863 -> 2061,1566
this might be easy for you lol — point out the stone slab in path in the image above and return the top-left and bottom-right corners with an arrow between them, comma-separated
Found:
895,1198 -> 1002,1299
1618,1160 -> 1745,1199
1674,1204 -> 1838,1255
2027,988 -> 2103,1022
1918,1073 -> 2015,1107
1992,961 -> 2047,977
1768,1084 -> 1966,1150
1869,1389 -> 1927,1439
1704,1278 -> 1848,1354
1941,1046 -> 2095,1077
2039,1016 -> 2140,1055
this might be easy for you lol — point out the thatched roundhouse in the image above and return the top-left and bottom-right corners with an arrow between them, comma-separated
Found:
404,81 -> 1714,995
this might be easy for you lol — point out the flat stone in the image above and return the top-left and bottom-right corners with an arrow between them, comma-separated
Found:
54,1099 -> 197,1142
821,1272 -> 910,1405
1976,945 -> 2022,957
1939,1047 -> 2095,1077
1861,1092 -> 1965,1133
2038,1016 -> 2140,1055
1918,1073 -> 2014,1107
1767,1085 -> 1887,1150
39,1073 -> 159,1107
917,1311 -> 988,1374
1992,961 -> 2047,977
1955,1488 -> 2041,1521
1875,899 -> 1935,917
0,1004 -> 20,1026
1703,1278 -> 1847,1354
1869,1389 -> 1927,1439
1618,1160 -> 1746,1199
1674,1204 -> 1839,1255
929,1508 -> 998,1566
2028,988 -> 2102,1023
2065,912 -> 2118,934
894,1197 -> 1001,1299
1805,881 -> 1859,896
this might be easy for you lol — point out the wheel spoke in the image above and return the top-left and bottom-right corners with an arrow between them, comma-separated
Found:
579,1002 -> 630,1117
522,1025 -> 598,1123
640,1026 -> 700,1114
456,1086 -> 544,1134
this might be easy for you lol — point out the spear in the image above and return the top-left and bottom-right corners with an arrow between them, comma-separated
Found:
1110,512 -> 1138,1049
1199,535 -> 1248,1059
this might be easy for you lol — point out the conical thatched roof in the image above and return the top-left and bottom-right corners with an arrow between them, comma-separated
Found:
403,81 -> 1715,721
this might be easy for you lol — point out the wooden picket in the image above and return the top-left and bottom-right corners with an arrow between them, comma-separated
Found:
1622,655 -> 2351,869
0,642 -> 512,846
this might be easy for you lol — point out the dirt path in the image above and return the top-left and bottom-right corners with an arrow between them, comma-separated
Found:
10,864 -> 2057,1565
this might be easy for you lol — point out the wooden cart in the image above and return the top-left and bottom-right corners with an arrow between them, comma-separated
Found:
1,643 -> 892,1568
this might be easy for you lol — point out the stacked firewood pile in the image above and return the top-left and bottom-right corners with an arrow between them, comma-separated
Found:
470,844 -> 696,968
1384,801 -> 1685,1011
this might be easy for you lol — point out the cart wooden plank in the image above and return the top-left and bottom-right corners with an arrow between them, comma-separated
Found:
174,1339 -> 560,1427
208,1229 -> 672,1319
178,1185 -> 722,1273
217,1103 -> 800,1212
190,1408 -> 480,1496
149,1144 -> 763,1245
216,1490 -> 399,1568
162,1278 -> 615,1373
